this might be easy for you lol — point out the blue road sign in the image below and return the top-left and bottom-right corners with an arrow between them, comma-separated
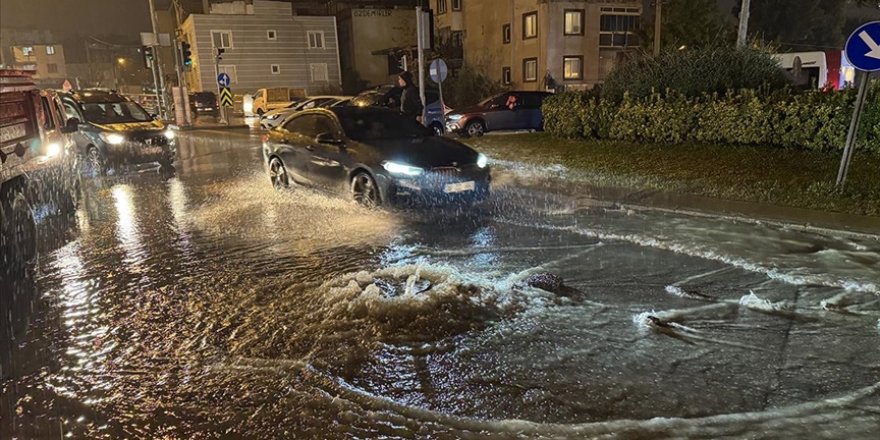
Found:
845,21 -> 880,72
429,59 -> 448,83
217,73 -> 231,87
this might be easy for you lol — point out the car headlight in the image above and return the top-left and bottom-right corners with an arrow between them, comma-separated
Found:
164,129 -> 176,140
45,142 -> 62,158
476,153 -> 488,169
100,132 -> 126,145
447,114 -> 463,121
383,161 -> 424,176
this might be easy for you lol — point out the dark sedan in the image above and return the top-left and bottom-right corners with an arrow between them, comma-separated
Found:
262,107 -> 490,207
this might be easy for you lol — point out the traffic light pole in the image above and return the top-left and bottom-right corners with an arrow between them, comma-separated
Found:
147,0 -> 168,119
215,49 -> 228,125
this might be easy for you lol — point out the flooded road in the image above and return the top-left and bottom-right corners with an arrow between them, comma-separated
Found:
3,129 -> 879,439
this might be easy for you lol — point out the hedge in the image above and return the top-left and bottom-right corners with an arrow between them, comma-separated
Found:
601,46 -> 789,102
543,83 -> 880,153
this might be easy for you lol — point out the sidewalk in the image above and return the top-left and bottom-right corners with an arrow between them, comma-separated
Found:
465,133 -> 880,235
172,114 -> 254,131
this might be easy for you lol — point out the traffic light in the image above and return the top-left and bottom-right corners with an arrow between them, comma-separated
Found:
180,41 -> 193,70
142,46 -> 154,69
216,47 -> 225,61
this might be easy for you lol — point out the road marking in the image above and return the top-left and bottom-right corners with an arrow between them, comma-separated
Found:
859,30 -> 880,60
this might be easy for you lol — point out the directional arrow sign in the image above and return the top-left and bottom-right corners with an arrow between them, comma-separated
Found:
845,21 -> 880,72
217,72 -> 231,87
219,87 -> 233,107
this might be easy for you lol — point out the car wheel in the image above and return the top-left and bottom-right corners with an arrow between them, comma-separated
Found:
351,172 -> 380,208
0,189 -> 37,278
465,121 -> 485,137
431,123 -> 444,136
268,157 -> 290,190
86,146 -> 107,175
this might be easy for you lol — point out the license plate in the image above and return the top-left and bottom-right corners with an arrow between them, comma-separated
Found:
141,146 -> 163,155
444,181 -> 475,193
0,122 -> 27,143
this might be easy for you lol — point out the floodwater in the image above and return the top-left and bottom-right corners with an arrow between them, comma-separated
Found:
2,130 -> 879,439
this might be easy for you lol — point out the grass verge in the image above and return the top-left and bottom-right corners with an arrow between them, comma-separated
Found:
464,133 -> 880,217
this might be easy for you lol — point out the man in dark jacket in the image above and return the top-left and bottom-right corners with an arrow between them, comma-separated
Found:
398,71 -> 423,122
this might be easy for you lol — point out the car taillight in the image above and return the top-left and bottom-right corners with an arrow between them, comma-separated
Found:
261,135 -> 269,143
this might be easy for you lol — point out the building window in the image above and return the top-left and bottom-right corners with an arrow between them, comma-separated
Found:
452,0 -> 462,11
599,13 -> 640,48
271,64 -> 281,74
218,64 -> 237,83
523,58 -> 537,82
46,45 -> 56,55
47,63 -> 59,74
308,31 -> 325,49
21,46 -> 34,56
502,67 -> 511,85
267,30 -> 277,40
310,63 -> 329,82
502,24 -> 511,44
563,56 -> 583,80
564,10 -> 584,36
438,0 -> 447,14
451,30 -> 464,46
523,12 -> 537,40
211,30 -> 233,49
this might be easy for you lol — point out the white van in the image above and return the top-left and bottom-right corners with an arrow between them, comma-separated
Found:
250,87 -> 306,116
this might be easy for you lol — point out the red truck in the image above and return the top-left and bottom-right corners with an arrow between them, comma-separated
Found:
1,69 -> 78,276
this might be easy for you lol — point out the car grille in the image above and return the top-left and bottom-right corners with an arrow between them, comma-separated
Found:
130,133 -> 168,147
430,167 -> 460,178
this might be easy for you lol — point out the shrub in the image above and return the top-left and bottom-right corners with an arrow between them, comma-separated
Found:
602,46 -> 789,102
542,84 -> 880,153
441,67 -> 505,109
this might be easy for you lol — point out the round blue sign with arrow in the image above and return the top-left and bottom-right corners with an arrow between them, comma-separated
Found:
845,21 -> 880,72
217,73 -> 231,87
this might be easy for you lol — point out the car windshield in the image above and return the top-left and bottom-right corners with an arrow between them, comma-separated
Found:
339,111 -> 432,141
82,101 -> 152,124
478,94 -> 506,108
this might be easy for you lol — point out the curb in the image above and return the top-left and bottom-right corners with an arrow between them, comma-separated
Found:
177,124 -> 251,131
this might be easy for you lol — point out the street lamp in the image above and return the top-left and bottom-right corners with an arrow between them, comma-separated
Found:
117,57 -> 126,65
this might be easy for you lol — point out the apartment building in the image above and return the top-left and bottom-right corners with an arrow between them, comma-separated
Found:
433,0 -> 642,90
336,5 -> 418,88
7,44 -> 68,87
180,0 -> 341,94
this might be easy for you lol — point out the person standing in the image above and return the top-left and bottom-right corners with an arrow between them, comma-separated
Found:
398,71 -> 423,123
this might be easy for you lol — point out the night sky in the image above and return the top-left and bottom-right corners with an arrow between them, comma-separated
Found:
0,0 -> 171,61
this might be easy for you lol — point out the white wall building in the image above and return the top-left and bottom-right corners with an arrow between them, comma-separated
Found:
181,0 -> 341,94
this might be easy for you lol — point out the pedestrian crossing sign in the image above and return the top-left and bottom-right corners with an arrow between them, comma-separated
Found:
219,87 -> 233,107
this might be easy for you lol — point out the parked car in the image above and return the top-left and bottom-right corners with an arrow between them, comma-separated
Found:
60,90 -> 177,173
189,91 -> 219,118
259,96 -> 350,129
262,107 -> 490,207
445,91 -> 552,137
352,85 -> 450,134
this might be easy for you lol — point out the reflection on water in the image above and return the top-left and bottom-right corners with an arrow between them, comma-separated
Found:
4,132 -> 879,439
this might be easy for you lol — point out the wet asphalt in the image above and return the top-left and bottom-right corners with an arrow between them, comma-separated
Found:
2,128 -> 879,439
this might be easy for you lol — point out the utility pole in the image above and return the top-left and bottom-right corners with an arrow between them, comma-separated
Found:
653,0 -> 662,56
147,0 -> 168,119
736,0 -> 751,47
416,6 -> 427,125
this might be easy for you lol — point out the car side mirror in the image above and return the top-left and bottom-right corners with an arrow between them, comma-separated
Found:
61,118 -> 80,133
316,132 -> 343,146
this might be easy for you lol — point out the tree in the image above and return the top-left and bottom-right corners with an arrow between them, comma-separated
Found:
746,0 -> 877,50
642,0 -> 733,52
